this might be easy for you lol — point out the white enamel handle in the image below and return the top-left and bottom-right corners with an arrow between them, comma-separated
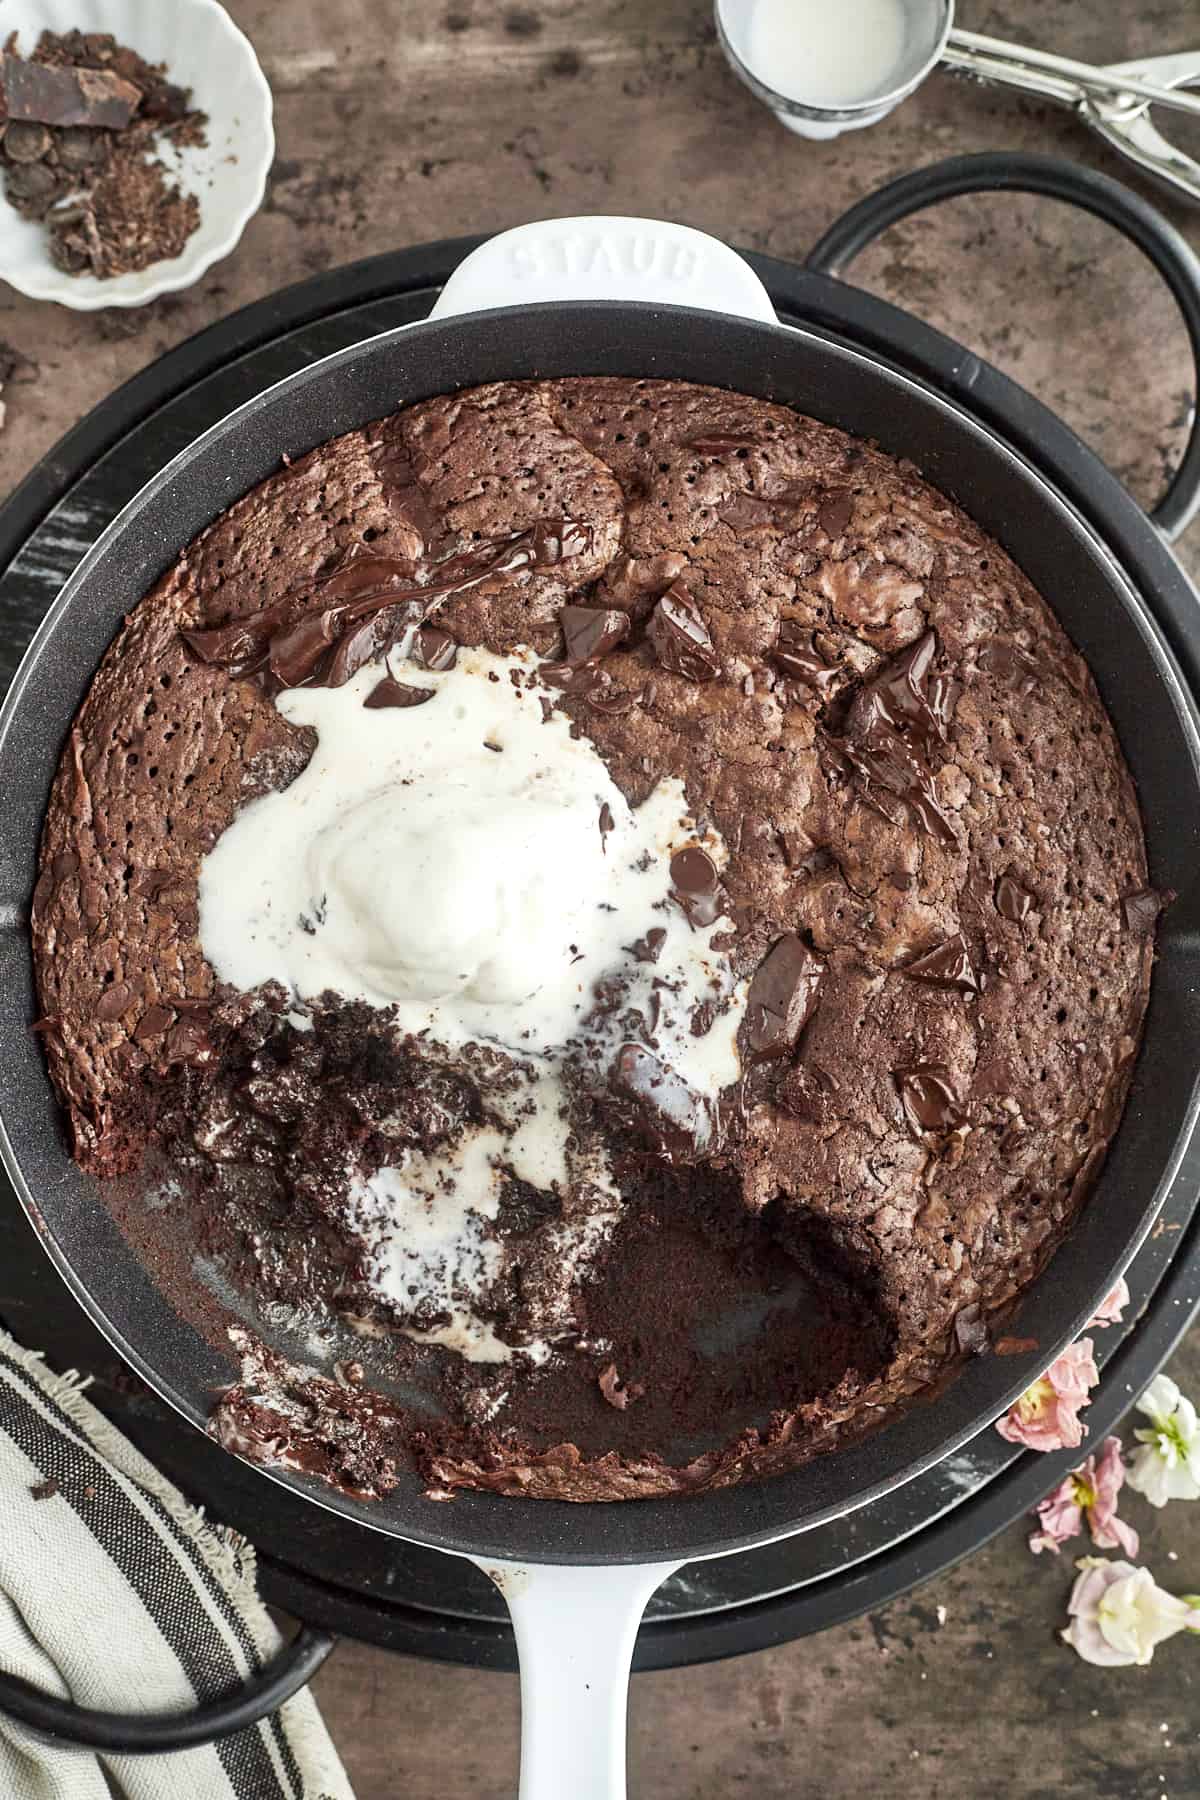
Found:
475,1557 -> 682,1799
431,216 -> 777,323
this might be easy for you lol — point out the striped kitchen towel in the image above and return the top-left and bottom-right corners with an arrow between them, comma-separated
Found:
0,1328 -> 354,1800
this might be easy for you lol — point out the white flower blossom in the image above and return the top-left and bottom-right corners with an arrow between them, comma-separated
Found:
1063,1559 -> 1199,1666
1125,1375 -> 1200,1507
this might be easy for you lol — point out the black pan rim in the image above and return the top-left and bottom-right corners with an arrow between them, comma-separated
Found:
2,297 -> 1198,1566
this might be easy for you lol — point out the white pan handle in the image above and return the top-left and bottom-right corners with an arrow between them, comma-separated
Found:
474,1557 -> 682,1799
431,216 -> 777,323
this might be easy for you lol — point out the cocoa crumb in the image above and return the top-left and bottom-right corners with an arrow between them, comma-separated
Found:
29,1477 -> 58,1500
598,1362 -> 644,1410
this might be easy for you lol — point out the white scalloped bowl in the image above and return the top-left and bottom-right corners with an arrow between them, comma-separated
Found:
0,0 -> 273,308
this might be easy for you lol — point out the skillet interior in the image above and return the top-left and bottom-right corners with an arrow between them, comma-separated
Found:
2,302 -> 1200,1565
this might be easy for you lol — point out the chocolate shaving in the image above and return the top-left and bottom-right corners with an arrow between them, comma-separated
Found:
646,582 -> 720,683
364,674 -> 434,710
598,801 -> 615,852
894,1064 -> 963,1136
904,933 -> 978,994
744,933 -> 825,1063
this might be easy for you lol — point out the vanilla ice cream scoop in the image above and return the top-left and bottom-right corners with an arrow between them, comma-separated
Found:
199,646 -> 744,1074
307,776 -> 610,1008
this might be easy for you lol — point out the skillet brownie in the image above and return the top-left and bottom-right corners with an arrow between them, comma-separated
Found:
31,378 -> 1158,1502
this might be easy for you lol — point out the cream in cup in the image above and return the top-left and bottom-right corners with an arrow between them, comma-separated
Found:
716,0 -> 954,140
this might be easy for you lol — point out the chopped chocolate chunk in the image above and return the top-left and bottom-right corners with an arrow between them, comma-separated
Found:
994,1336 -> 1041,1357
598,801 -> 615,852
410,625 -> 457,671
1122,887 -> 1169,934
2,120 -> 52,161
716,492 -> 777,530
686,433 -> 757,455
611,1042 -> 719,1163
1,54 -> 141,129
817,489 -> 854,538
585,685 -> 641,717
744,933 -> 825,1063
558,604 -> 629,665
771,623 -> 840,691
326,615 -> 391,687
628,926 -> 667,964
133,1004 -> 174,1042
976,639 -> 1040,696
953,1304 -> 989,1356
995,874 -> 1035,922
669,846 -> 723,927
363,675 -> 435,710
96,981 -> 134,1022
646,582 -> 720,682
895,1064 -> 963,1136
904,933 -> 978,994
29,1478 -> 58,1501
165,1016 -> 213,1066
598,1362 -> 644,1409
846,631 -> 953,747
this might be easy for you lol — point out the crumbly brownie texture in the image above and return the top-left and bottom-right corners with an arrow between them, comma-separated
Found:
33,378 -> 1155,1502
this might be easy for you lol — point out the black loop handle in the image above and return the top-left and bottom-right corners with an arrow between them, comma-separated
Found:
0,1625 -> 336,1755
806,152 -> 1200,543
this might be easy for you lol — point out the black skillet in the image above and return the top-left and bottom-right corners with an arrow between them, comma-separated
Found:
2,156 -> 1200,1773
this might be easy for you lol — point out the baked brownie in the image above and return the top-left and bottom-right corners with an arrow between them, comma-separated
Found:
32,378 -> 1156,1502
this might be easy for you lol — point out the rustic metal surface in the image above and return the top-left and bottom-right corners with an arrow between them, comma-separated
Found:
3,2 -> 1200,1794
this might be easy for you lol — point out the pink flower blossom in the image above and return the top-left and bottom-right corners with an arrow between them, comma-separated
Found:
1029,1437 -> 1139,1557
1089,1277 -> 1131,1330
997,1338 -> 1099,1452
1063,1559 -> 1198,1666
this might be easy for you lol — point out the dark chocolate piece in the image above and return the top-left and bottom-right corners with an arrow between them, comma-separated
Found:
646,582 -> 720,682
669,846 -> 722,927
410,624 -> 458,671
895,1064 -> 963,1136
716,492 -> 777,530
628,927 -> 667,964
817,489 -> 853,538
1122,888 -> 1168,934
904,934 -> 978,994
976,639 -> 1040,696
599,801 -> 615,852
744,933 -> 825,1062
771,623 -> 840,691
133,1004 -> 174,1042
995,875 -> 1035,922
1,54 -> 141,130
558,605 -> 629,665
686,433 -> 757,455
611,1042 -> 719,1163
953,1304 -> 989,1356
364,675 -> 434,710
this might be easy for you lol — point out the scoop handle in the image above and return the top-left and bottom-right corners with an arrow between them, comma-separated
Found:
430,217 -> 777,324
474,1557 -> 681,1800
